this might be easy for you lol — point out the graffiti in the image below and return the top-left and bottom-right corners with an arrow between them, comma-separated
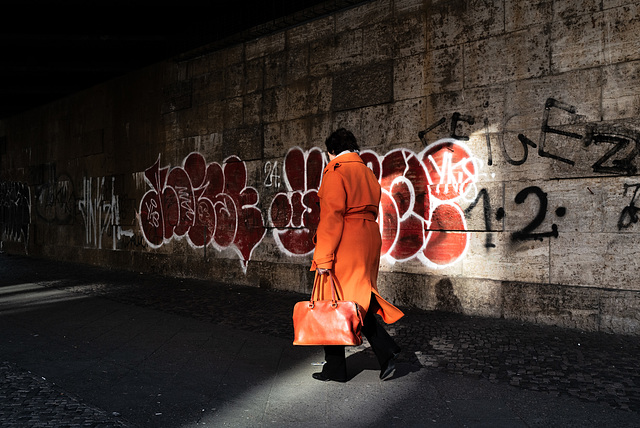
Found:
536,98 -> 581,165
268,147 -> 323,256
266,143 -> 478,267
511,186 -> 566,241
0,181 -> 30,244
483,118 -> 493,166
584,124 -> 639,176
119,233 -> 148,250
78,176 -> 134,250
450,112 -> 475,141
427,98 -> 640,176
263,161 -> 282,188
504,133 -> 537,166
135,95 -> 640,272
464,188 -> 496,248
265,141 -> 484,268
618,183 -> 640,230
34,173 -> 75,224
138,153 -> 266,272
363,139 -> 478,268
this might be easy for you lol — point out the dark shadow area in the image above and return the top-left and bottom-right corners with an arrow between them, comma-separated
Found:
435,277 -> 462,313
2,254 -> 640,415
345,348 -> 421,381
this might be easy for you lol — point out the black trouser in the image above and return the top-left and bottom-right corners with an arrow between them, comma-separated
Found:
321,293 -> 401,380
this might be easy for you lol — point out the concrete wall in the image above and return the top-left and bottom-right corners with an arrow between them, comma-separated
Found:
2,0 -> 640,334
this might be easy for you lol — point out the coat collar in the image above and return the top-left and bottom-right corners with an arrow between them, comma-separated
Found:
324,152 -> 363,173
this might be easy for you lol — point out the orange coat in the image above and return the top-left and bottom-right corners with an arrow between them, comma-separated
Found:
311,152 -> 404,324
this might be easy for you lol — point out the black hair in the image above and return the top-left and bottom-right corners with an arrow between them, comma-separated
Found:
325,128 -> 360,155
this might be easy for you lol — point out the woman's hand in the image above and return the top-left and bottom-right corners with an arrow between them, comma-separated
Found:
316,268 -> 331,275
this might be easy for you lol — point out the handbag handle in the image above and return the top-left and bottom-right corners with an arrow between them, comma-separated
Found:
309,271 -> 341,307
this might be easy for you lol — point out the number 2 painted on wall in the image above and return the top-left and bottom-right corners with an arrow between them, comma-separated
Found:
511,186 -> 565,241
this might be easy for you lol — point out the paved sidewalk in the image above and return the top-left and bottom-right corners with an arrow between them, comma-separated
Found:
0,254 -> 639,427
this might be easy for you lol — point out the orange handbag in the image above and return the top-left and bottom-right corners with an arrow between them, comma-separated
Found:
292,271 -> 364,346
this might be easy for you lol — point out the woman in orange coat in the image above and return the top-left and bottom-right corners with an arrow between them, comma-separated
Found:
311,128 -> 404,382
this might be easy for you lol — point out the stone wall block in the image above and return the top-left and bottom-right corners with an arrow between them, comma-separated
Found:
462,232 -> 550,284
308,77 -> 332,115
261,87 -> 287,123
245,32 -> 285,61
287,48 -> 309,83
454,277 -> 503,317
245,58 -> 264,94
243,93 -> 263,126
551,12 -> 605,73
464,36 -> 507,89
287,15 -> 334,48
395,0 -> 425,16
161,80 -> 192,114
599,233 -> 640,291
333,29 -> 364,71
361,104 -> 393,149
427,0 -> 504,49
223,97 -> 243,130
602,4 -> 640,64
332,61 -> 394,111
263,122 -> 284,159
309,35 -> 336,77
505,0 -> 553,32
280,119 -> 311,150
224,62 -> 246,99
363,22 -> 395,62
602,61 -> 640,121
549,232 -> 610,287
191,70 -> 224,107
503,69 -> 602,135
394,54 -> 425,101
501,281 -> 601,331
395,15 -> 426,58
335,0 -> 391,33
599,289 -> 640,334
264,51 -> 287,89
377,270 -> 435,309
553,0 -> 601,21
283,82 -> 311,121
206,101 -> 225,133
222,126 -> 263,160
259,261 -> 309,294
389,98 -> 426,146
427,45 -> 464,94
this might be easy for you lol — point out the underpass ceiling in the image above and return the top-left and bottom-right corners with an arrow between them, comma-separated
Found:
0,0 -> 365,120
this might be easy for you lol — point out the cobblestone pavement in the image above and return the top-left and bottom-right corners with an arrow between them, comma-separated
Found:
2,254 -> 640,425
0,361 -> 127,427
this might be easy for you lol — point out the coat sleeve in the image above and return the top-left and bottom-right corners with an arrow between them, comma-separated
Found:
311,170 -> 346,270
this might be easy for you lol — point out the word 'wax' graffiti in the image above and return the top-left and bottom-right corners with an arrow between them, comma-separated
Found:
268,139 -> 479,268
138,153 -> 265,272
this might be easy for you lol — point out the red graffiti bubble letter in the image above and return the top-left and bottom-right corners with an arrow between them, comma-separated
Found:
139,153 -> 266,272
269,147 -> 323,256
420,138 -> 478,267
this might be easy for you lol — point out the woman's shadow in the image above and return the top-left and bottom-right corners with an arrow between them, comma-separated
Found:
345,345 -> 419,381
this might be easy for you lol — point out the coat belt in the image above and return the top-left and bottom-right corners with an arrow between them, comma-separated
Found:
343,212 -> 376,221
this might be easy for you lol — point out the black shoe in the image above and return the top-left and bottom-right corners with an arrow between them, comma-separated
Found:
312,372 -> 346,382
380,351 -> 400,380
